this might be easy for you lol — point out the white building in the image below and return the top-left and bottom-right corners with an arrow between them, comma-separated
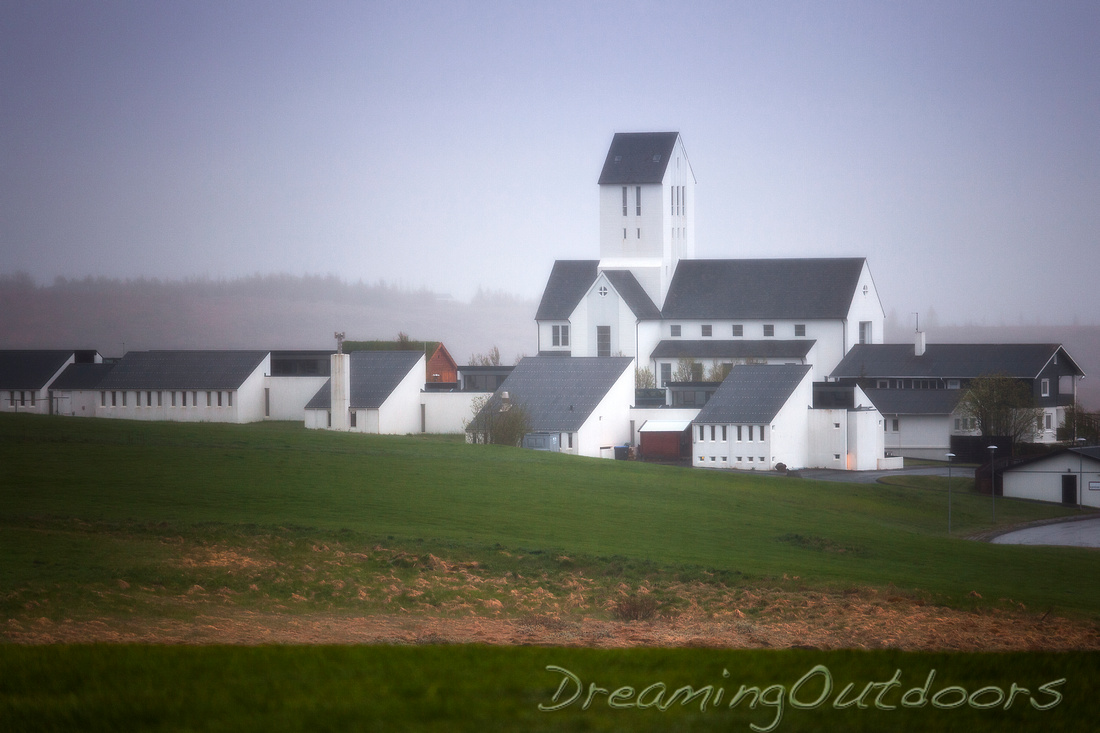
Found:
0,350 -> 102,415
94,350 -> 271,423
304,350 -> 425,434
467,356 -> 635,459
535,133 -> 885,385
1002,447 -> 1100,509
691,364 -> 886,471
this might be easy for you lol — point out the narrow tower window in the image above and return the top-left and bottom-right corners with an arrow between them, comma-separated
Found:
622,186 -> 627,216
635,186 -> 641,215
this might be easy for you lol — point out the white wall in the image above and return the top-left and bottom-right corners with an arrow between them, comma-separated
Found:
847,408 -> 885,471
51,389 -> 99,417
844,261 -> 886,350
377,354 -> 427,435
263,376 -> 329,420
421,391 -> 488,434
1004,454 -> 1100,509
883,414 -> 952,460
808,409 -> 850,470
575,361 -> 635,458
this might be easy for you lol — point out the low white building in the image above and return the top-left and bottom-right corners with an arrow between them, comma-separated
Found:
94,350 -> 271,423
1002,447 -> 1100,509
304,350 -> 425,434
467,356 -> 635,458
0,350 -> 102,415
692,364 -> 886,471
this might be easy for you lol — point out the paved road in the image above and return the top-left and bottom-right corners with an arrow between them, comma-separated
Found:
794,465 -> 960,484
991,517 -> 1100,548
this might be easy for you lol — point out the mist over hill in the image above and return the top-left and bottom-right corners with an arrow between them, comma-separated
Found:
0,273 -> 536,365
2,272 -> 1096,408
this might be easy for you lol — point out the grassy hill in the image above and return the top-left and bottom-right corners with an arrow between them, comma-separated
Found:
2,413 -> 1096,616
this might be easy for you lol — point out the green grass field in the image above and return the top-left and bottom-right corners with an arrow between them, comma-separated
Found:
2,413 -> 1098,731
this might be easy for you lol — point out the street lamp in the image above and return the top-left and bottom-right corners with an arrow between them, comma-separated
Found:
1078,438 -> 1087,508
946,452 -> 956,534
987,445 -> 998,524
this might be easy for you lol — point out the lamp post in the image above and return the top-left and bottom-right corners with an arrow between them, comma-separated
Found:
1078,438 -> 1087,508
946,452 -> 956,534
987,445 -> 998,524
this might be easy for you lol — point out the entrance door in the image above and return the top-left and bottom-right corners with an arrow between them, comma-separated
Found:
1062,474 -> 1078,505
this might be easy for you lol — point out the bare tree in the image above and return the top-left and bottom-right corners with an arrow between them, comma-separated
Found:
465,392 -> 531,447
635,366 -> 655,389
468,346 -> 502,367
958,372 -> 1043,453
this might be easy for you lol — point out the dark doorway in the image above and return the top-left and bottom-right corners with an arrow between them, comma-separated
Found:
1062,474 -> 1078,505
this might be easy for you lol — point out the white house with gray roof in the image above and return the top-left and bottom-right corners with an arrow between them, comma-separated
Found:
692,364 -> 885,471
830,337 -> 1085,458
94,350 -> 271,423
0,350 -> 102,415
467,356 -> 635,458
304,350 -> 425,434
535,133 -> 885,391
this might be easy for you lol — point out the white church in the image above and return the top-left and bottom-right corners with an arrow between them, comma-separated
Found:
519,131 -> 893,469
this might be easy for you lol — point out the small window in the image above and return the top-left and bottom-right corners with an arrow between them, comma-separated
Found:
711,456 -> 716,462
710,425 -> 716,441
763,325 -> 774,337
100,391 -> 106,407
228,392 -> 233,407
660,363 -> 671,387
955,418 -> 961,430
1041,379 -> 1050,397
568,433 -> 573,449
892,419 -> 900,432
217,391 -> 223,407
721,426 -> 727,440
636,228 -> 641,239
350,410 -> 357,428
736,456 -> 742,462
623,228 -> 627,239
702,325 -> 712,337
1045,413 -> 1052,429
732,324 -> 743,337
207,391 -> 212,407
699,426 -> 705,441
622,186 -> 627,216
747,425 -> 754,441
877,379 -> 890,389
835,454 -> 842,460
635,186 -> 641,215
795,324 -> 806,337
596,325 -> 611,357
834,423 -> 841,429
671,325 -> 681,337
598,286 -> 608,297
759,425 -> 766,441
736,425 -> 742,441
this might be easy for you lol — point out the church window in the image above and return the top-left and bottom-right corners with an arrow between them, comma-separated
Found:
597,326 -> 611,357
622,186 -> 627,215
636,186 -> 641,215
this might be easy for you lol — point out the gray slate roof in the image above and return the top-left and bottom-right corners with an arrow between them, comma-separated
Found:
860,388 -> 966,416
96,351 -> 269,390
306,351 -> 423,410
602,270 -> 662,319
662,258 -> 868,320
535,260 -> 599,320
51,363 -> 116,390
694,364 -> 812,424
651,339 -> 815,360
0,350 -> 75,389
473,356 -> 633,433
597,132 -> 679,184
831,344 -> 1082,380
535,262 -> 660,321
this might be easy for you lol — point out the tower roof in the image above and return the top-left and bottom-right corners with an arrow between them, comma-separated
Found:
597,132 -> 680,184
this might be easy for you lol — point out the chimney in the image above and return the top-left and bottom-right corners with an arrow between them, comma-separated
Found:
915,330 -> 926,357
331,332 -> 350,430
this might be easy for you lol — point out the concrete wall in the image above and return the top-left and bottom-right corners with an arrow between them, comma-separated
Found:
421,390 -> 488,434
263,376 -> 329,420
1004,454 -> 1100,509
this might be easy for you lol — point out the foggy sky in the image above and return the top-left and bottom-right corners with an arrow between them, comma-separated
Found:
2,1 -> 1098,325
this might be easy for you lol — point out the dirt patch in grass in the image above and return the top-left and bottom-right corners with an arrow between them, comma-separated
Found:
5,527 -> 1099,650
6,589 -> 1099,650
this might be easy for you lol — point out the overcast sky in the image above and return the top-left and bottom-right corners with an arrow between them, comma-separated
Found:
2,1 -> 1098,326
